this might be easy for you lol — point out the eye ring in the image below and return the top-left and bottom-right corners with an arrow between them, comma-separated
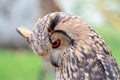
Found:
52,39 -> 61,48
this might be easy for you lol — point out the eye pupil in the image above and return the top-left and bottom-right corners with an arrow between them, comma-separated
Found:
52,39 -> 61,48
52,41 -> 57,45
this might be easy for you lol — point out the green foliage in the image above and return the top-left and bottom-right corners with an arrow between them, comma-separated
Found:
95,26 -> 120,66
0,49 -> 53,80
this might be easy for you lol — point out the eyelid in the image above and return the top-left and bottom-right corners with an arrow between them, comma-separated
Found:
51,39 -> 56,43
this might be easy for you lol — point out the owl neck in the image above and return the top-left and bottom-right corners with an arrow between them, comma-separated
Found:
54,50 -> 107,80
55,52 -> 84,80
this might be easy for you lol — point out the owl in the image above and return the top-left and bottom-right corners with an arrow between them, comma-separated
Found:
17,12 -> 120,80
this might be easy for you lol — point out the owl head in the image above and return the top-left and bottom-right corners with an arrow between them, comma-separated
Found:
17,12 -> 92,67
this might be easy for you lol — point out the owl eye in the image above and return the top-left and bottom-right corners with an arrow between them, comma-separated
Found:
52,39 -> 61,48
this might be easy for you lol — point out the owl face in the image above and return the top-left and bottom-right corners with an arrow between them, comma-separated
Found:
17,12 -> 77,67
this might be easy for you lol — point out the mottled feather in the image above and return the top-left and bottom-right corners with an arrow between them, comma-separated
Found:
17,12 -> 120,80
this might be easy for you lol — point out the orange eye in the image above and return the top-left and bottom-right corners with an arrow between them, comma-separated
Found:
52,39 -> 61,48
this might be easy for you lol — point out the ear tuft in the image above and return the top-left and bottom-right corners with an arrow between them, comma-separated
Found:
16,27 -> 32,39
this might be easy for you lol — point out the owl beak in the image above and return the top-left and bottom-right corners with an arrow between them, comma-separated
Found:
16,27 -> 32,39
49,55 -> 59,67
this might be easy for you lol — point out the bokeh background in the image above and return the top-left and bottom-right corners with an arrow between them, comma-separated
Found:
0,0 -> 120,80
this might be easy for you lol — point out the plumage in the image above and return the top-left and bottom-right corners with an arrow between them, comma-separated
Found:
17,12 -> 120,80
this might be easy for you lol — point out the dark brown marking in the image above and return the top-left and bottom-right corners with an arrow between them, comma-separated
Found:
48,14 -> 61,32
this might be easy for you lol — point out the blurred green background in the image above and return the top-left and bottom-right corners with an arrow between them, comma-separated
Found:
0,0 -> 120,80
